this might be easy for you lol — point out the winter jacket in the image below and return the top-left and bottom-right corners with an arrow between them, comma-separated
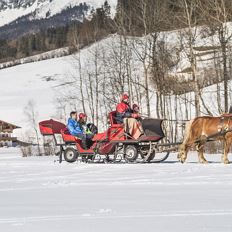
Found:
115,102 -> 132,124
67,118 -> 83,136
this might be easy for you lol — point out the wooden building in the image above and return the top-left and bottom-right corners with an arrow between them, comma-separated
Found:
0,120 -> 21,147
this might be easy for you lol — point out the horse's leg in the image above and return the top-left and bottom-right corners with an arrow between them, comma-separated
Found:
197,144 -> 208,164
178,144 -> 189,163
178,144 -> 184,160
222,137 -> 231,164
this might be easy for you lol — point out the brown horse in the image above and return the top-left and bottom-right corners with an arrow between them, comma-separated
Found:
178,115 -> 232,164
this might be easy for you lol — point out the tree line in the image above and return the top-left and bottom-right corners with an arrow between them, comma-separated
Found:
0,1 -> 114,63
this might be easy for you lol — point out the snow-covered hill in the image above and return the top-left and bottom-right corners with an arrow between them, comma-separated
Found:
0,52 -> 71,136
0,0 -> 118,27
0,33 -> 230,140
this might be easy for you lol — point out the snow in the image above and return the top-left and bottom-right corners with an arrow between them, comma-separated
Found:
35,0 -> 118,19
0,54 -> 72,133
0,0 -> 118,27
0,148 -> 232,231
0,36 -> 118,138
0,0 -> 39,27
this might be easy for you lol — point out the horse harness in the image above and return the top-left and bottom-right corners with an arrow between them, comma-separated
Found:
195,115 -> 232,150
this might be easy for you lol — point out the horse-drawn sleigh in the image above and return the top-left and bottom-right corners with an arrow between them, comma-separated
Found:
39,111 -> 232,164
39,111 -> 176,164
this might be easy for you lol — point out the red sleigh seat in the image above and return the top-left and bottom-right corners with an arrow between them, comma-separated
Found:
108,111 -> 123,128
107,111 -> 125,141
61,128 -> 79,143
61,128 -> 95,154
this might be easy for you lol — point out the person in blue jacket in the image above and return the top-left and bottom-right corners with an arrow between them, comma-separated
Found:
67,111 -> 88,149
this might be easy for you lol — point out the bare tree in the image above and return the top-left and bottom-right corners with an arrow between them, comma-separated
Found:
199,0 -> 232,112
175,0 -> 201,116
24,100 -> 41,155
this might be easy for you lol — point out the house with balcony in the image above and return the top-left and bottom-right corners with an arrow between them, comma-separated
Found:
0,120 -> 21,147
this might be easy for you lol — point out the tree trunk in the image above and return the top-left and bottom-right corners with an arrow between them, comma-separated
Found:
144,65 -> 151,117
222,41 -> 228,112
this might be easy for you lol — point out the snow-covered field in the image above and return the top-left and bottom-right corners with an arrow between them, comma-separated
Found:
0,148 -> 232,232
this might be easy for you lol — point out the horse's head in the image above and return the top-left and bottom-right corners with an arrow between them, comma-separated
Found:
178,144 -> 187,163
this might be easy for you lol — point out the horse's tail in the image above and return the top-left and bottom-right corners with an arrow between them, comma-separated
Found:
178,119 -> 195,159
182,119 -> 195,145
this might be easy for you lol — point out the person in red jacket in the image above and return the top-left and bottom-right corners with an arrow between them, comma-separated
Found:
115,94 -> 143,139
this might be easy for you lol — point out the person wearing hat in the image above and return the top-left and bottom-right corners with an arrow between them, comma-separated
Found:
115,94 -> 143,139
78,113 -> 87,131
67,112 -> 89,149
67,111 -> 82,135
115,94 -> 137,123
